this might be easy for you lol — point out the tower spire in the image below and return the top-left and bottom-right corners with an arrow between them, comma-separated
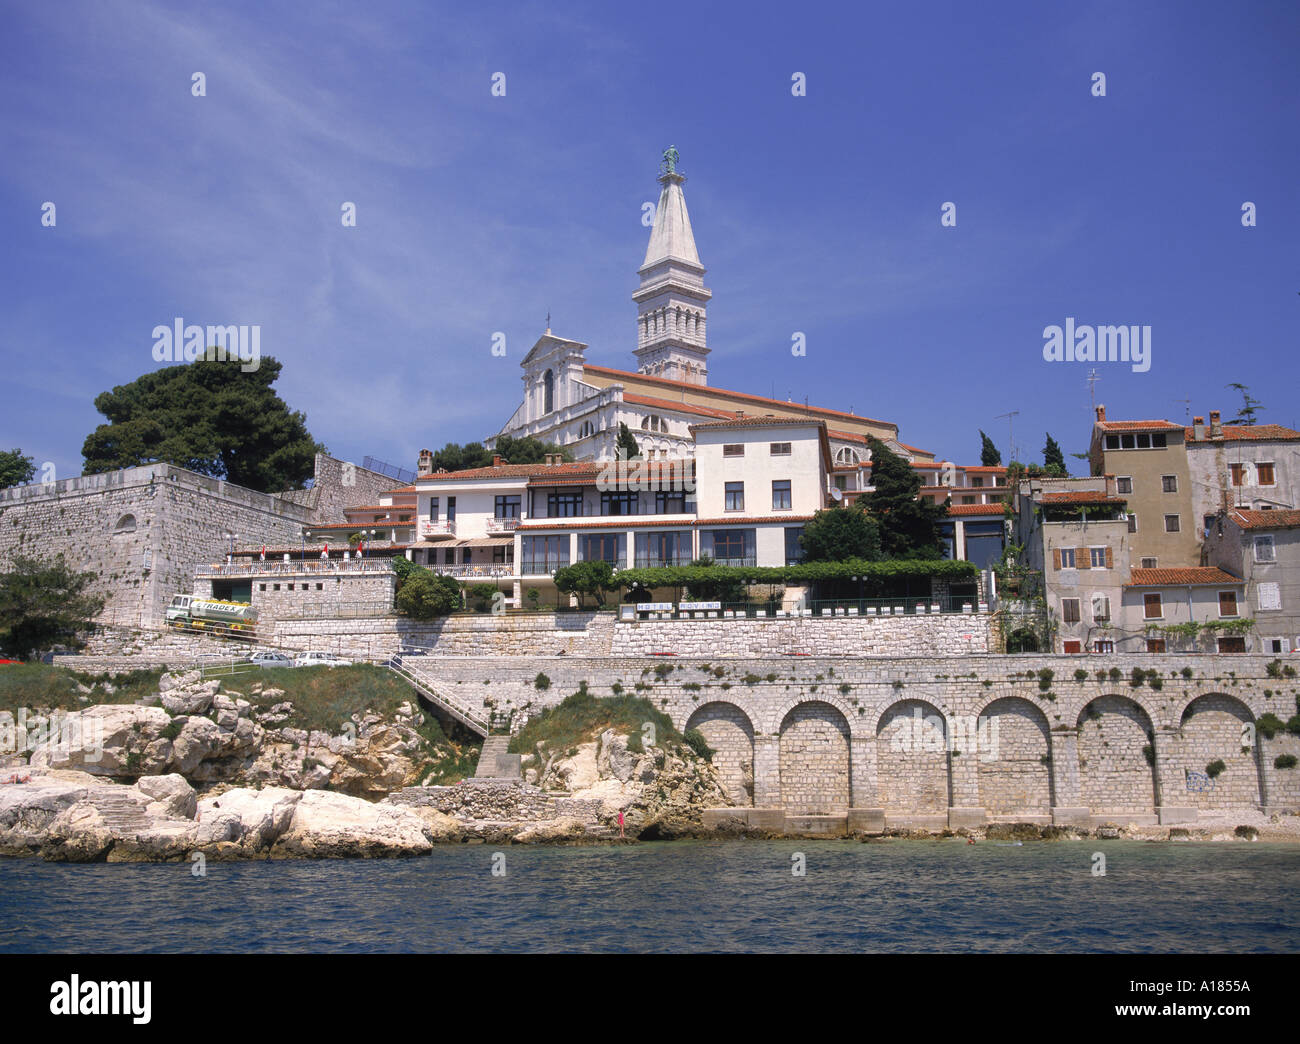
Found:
632,146 -> 712,385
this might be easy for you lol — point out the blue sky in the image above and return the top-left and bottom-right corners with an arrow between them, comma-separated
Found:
2,0 -> 1297,482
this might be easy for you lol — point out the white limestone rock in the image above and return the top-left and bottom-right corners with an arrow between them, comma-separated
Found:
274,789 -> 432,858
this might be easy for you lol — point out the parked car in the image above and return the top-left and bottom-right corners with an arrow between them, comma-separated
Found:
292,651 -> 354,668
248,651 -> 295,669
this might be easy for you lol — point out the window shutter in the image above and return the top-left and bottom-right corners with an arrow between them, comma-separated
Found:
1053,548 -> 1061,570
1077,547 -> 1090,570
1105,546 -> 1113,569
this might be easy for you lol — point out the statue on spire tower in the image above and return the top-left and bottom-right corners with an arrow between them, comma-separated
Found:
660,145 -> 680,176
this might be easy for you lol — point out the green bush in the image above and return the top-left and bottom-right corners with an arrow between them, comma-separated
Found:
682,728 -> 714,762
1275,754 -> 1298,769
395,570 -> 462,619
1038,668 -> 1054,691
1206,759 -> 1226,779
534,672 -> 551,691
1109,667 -> 1122,681
1074,669 -> 1089,683
1256,713 -> 1286,740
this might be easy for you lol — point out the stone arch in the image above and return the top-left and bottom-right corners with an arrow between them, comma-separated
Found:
686,702 -> 755,807
1076,695 -> 1157,815
1174,694 -> 1261,811
112,513 -> 137,534
875,699 -> 950,813
778,701 -> 851,814
975,697 -> 1053,814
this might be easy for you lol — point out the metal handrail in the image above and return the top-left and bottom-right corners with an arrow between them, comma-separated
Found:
387,657 -> 490,736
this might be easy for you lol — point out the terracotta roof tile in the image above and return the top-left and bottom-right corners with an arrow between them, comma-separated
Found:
1039,491 -> 1127,505
1228,509 -> 1300,530
1125,567 -> 1242,587
944,503 -> 1007,516
1186,424 -> 1300,443
1096,420 -> 1184,433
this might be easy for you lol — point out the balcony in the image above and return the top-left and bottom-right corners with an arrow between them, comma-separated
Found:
486,516 -> 521,534
420,519 -> 457,538
429,564 -> 516,579
520,559 -> 570,576
634,555 -> 694,568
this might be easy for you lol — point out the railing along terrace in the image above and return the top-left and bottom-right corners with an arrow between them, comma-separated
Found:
197,559 -> 396,577
428,564 -> 516,578
628,594 -> 985,619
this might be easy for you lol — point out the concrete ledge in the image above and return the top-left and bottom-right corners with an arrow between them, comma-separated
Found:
1157,806 -> 1199,825
988,814 -> 1052,826
1092,813 -> 1159,828
784,814 -> 849,836
745,808 -> 787,832
701,809 -> 750,831
847,808 -> 886,835
1051,806 -> 1092,828
948,807 -> 987,830
885,814 -> 948,832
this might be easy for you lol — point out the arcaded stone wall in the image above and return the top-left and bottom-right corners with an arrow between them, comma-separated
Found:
684,702 -> 755,806
875,700 -> 948,813
1170,694 -> 1262,810
777,702 -> 852,815
1076,695 -> 1157,814
976,698 -> 1053,814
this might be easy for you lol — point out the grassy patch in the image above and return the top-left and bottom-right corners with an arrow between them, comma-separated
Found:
0,664 -> 165,715
507,686 -> 682,755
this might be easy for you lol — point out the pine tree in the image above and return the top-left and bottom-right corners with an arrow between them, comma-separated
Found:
857,438 -> 948,559
1043,433 -> 1067,476
978,430 -> 1001,467
616,422 -> 640,461
1227,383 -> 1263,426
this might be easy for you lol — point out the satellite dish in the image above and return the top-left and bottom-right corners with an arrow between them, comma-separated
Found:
830,488 -> 843,501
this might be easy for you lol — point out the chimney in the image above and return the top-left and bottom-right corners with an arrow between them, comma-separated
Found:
417,449 -> 433,476
1192,416 -> 1205,442
1209,410 -> 1222,438
1095,405 -> 1106,423
492,455 -> 503,467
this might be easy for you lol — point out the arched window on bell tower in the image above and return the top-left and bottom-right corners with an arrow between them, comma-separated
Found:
543,369 -> 554,414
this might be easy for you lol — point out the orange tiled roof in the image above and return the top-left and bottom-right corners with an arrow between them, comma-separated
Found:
418,462 -> 602,482
582,364 -> 897,429
1229,509 -> 1300,530
1039,491 -> 1127,505
689,417 -> 827,432
944,503 -> 1006,516
1186,423 -> 1300,443
622,393 -> 738,420
1096,420 -> 1184,433
1125,567 -> 1242,588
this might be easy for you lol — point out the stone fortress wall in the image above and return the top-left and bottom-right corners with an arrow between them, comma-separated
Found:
0,454 -> 393,629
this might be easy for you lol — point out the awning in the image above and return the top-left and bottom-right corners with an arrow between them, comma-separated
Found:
457,536 -> 515,547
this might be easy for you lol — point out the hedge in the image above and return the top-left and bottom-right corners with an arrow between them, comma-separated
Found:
614,557 -> 977,592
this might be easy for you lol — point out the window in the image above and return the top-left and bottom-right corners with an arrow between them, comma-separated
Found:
543,369 -> 554,414
1121,434 -> 1135,449
259,583 -> 266,591
1062,598 -> 1080,623
770,442 -> 792,456
1094,639 -> 1115,654
1117,477 -> 1133,494
1128,513 -> 1138,533
1257,462 -> 1276,486
1217,636 -> 1246,653
447,496 -> 456,522
1105,435 -> 1120,450
641,415 -> 667,433
1263,637 -> 1289,654
1059,547 -> 1076,569
492,544 -> 511,564
1146,638 -> 1166,653
1161,475 -> 1178,493
1144,593 -> 1163,619
834,447 -> 860,465
784,527 -> 805,565
1164,514 -> 1180,533
725,482 -> 744,511
636,530 -> 690,567
578,420 -> 595,439
495,495 -> 521,519
1063,640 -> 1083,654
1203,514 -> 1217,538
521,535 -> 568,572
1230,463 -> 1245,487
600,490 -> 639,516
443,548 -> 455,565
580,533 -> 623,564
772,480 -> 792,511
1152,433 -> 1167,447
1258,581 -> 1281,611
703,529 -> 753,565
1092,595 -> 1111,622
1218,590 -> 1239,617
655,489 -> 686,514
547,489 -> 584,517
1141,557 -> 1158,569
1089,547 -> 1108,568
1254,535 -> 1275,562
428,498 -> 439,521
316,583 -> 323,591
722,444 -> 745,457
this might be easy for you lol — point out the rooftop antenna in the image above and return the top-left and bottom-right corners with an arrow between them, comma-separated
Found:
1173,397 -> 1190,420
1087,368 -> 1101,412
996,410 -> 1020,463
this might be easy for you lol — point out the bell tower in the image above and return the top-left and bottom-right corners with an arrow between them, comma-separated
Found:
632,146 -> 712,385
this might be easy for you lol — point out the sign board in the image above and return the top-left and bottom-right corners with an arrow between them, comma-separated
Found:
678,601 -> 722,611
637,602 -> 674,612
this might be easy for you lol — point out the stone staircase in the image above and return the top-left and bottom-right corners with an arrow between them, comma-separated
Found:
87,788 -> 153,835
387,658 -> 490,737
474,736 -> 521,780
